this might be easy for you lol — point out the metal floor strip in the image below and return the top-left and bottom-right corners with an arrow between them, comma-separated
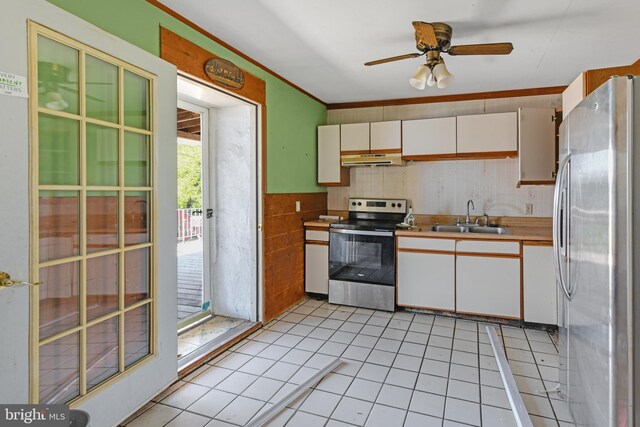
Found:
485,326 -> 534,427
245,357 -> 344,427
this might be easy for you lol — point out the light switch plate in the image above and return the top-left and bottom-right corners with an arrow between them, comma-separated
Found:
295,201 -> 301,212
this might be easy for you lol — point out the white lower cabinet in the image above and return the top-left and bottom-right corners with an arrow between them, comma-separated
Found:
456,255 -> 521,318
523,244 -> 557,324
397,251 -> 455,310
396,237 -> 455,311
305,243 -> 328,294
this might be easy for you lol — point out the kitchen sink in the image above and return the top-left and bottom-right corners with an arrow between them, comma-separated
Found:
429,224 -> 511,235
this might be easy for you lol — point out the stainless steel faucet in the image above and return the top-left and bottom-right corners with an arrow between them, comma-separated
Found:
465,199 -> 475,224
475,212 -> 489,227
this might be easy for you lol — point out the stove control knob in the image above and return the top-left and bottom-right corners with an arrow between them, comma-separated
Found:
391,203 -> 396,207
351,201 -> 356,206
357,202 -> 362,206
397,203 -> 402,208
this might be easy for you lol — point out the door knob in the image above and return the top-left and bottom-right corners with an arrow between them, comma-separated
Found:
0,271 -> 43,289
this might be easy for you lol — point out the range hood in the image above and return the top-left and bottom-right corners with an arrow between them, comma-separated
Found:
341,153 -> 404,167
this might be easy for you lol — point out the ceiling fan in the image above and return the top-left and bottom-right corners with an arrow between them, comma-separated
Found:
365,22 -> 513,90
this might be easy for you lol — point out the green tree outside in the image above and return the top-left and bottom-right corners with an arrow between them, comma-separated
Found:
177,143 -> 202,209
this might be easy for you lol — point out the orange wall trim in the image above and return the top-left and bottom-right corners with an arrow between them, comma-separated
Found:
264,192 -> 327,322
326,86 -> 567,110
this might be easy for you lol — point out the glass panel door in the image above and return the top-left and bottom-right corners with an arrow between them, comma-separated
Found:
30,23 -> 155,404
176,101 -> 211,328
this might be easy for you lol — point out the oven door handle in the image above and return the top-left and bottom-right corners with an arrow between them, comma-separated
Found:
329,228 -> 394,237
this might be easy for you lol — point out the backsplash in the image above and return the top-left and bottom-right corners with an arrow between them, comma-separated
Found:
327,159 -> 553,217
326,93 -> 561,218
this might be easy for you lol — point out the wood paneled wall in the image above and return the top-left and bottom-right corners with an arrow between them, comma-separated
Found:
263,192 -> 327,321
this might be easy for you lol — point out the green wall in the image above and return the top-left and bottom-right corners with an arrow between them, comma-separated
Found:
47,0 -> 327,194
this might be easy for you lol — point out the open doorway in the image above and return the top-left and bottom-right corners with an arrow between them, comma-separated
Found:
176,75 -> 261,367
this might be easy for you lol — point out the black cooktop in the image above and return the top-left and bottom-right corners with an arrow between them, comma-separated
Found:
330,219 -> 399,231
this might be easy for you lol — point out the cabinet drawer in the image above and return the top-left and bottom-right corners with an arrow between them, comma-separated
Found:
456,240 -> 520,255
306,230 -> 329,242
397,237 -> 455,251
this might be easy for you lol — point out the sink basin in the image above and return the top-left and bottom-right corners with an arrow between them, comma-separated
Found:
429,224 -> 511,235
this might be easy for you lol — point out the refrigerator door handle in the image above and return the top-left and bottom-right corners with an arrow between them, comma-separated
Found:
553,154 -> 571,299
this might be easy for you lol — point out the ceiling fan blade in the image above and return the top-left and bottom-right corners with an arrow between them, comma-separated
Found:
365,53 -> 422,66
447,42 -> 513,56
412,21 -> 438,49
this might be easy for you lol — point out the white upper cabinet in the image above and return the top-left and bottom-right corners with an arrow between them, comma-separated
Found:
518,108 -> 556,185
370,120 -> 401,152
562,73 -> 585,117
340,122 -> 370,153
402,117 -> 457,158
456,112 -> 518,155
317,125 -> 345,185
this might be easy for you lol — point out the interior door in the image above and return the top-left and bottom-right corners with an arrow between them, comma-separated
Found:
0,3 -> 177,426
176,100 -> 212,329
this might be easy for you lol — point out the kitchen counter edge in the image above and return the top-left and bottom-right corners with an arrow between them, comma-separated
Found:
396,226 -> 552,242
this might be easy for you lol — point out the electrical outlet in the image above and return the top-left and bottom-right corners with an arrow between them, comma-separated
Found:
525,203 -> 534,215
295,201 -> 301,212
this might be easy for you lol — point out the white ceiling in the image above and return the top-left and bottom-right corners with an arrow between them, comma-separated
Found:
159,0 -> 640,104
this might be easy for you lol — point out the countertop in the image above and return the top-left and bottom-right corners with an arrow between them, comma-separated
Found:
303,219 -> 552,242
303,220 -> 333,228
396,225 -> 552,242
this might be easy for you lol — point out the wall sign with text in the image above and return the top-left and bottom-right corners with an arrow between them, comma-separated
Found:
204,58 -> 245,89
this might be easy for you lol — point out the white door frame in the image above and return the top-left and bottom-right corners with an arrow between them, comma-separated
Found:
177,99 -> 212,327
177,73 -> 263,323
1,2 -> 178,426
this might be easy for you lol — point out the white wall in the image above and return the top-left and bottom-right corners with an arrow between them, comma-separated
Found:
327,94 -> 561,217
0,3 -> 178,426
211,105 -> 259,321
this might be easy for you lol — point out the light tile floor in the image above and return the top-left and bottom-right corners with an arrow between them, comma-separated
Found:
122,299 -> 576,427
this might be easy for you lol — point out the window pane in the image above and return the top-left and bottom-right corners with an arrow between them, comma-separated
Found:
85,55 -> 118,123
39,332 -> 80,404
39,190 -> 80,262
86,317 -> 118,389
87,191 -> 118,253
125,191 -> 149,245
37,35 -> 79,114
125,248 -> 149,306
86,255 -> 118,321
38,114 -> 79,185
86,124 -> 118,186
125,304 -> 150,367
124,132 -> 149,187
39,261 -> 80,340
124,71 -> 149,130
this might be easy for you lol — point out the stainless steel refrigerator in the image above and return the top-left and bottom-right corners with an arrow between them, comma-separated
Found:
555,75 -> 638,426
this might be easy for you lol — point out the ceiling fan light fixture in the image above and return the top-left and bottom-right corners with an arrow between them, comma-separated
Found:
426,72 -> 436,87
44,91 -> 69,111
432,62 -> 454,89
409,64 -> 429,90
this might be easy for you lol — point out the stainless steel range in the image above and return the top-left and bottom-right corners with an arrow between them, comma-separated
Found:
328,198 -> 407,312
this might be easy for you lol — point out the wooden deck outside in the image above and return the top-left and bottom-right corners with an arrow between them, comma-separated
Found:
177,239 -> 204,321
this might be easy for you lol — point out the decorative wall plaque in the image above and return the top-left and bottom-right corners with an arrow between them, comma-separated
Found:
204,58 -> 245,89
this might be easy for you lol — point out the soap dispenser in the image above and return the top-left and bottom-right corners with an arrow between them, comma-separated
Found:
404,205 -> 416,227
